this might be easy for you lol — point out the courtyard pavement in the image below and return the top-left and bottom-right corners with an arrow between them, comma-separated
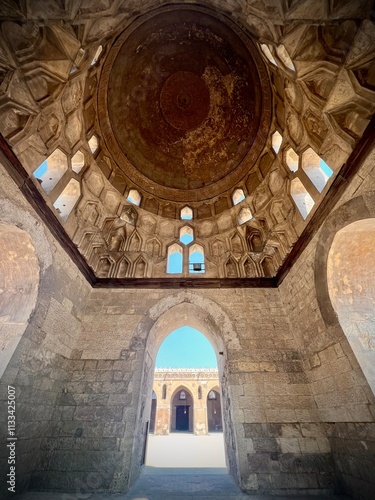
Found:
15,434 -> 350,499
145,432 -> 227,468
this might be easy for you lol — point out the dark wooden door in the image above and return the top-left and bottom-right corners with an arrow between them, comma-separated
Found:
176,405 -> 189,431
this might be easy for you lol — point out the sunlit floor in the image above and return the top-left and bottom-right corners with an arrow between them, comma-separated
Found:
15,434 -> 350,499
145,432 -> 227,468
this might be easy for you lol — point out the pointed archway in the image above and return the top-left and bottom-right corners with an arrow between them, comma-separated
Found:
207,387 -> 223,433
170,386 -> 194,432
127,292 -> 241,489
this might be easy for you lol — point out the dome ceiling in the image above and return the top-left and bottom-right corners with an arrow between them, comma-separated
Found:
0,0 -> 373,284
97,5 -> 271,202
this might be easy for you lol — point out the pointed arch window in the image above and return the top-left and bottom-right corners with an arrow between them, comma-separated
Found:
291,178 -> 315,220
271,131 -> 282,154
88,134 -> 99,154
198,386 -> 202,399
33,149 -> 68,195
167,243 -> 183,274
189,244 -> 205,274
238,207 -> 253,225
260,44 -> 277,66
127,189 -> 141,206
53,179 -> 81,221
180,206 -> 193,220
179,226 -> 194,245
286,148 -> 299,173
276,44 -> 295,71
302,148 -> 333,193
71,150 -> 85,173
162,384 -> 167,400
232,188 -> 245,206
91,45 -> 103,66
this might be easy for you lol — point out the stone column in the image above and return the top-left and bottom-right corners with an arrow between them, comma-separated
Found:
154,400 -> 171,435
194,397 -> 208,435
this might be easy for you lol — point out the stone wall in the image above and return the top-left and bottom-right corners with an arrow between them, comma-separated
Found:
278,153 -> 375,498
41,285 -> 331,495
1,146 -> 374,497
0,166 -> 91,498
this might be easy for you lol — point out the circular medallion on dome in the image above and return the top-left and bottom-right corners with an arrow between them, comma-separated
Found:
160,71 -> 210,131
97,5 -> 271,202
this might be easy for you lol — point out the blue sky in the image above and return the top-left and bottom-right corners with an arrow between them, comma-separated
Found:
156,326 -> 217,368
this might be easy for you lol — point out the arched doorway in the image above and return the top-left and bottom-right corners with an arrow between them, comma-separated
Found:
0,223 -> 39,378
149,391 -> 157,433
207,388 -> 223,432
128,295 -> 240,488
327,218 -> 375,394
170,387 -> 194,432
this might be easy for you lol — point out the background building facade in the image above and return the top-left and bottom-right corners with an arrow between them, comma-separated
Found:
151,368 -> 223,435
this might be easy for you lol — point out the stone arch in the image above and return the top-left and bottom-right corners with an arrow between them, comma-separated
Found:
127,230 -> 142,252
206,385 -> 223,433
327,218 -> 375,394
133,256 -> 147,278
108,225 -> 126,252
0,195 -> 53,377
224,256 -> 238,277
315,192 -> 375,393
261,256 -> 275,277
127,291 -> 241,488
315,192 -> 375,326
116,256 -> 131,278
96,255 -> 114,278
150,390 -> 157,433
170,385 -> 194,432
246,227 -> 264,253
0,222 -> 40,378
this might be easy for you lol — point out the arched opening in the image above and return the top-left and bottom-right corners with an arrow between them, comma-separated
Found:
170,386 -> 194,432
0,223 -> 40,378
291,177 -> 315,219
207,388 -> 223,432
167,243 -> 183,274
128,296 -> 239,487
149,391 -> 157,433
188,244 -> 205,274
144,323 -> 227,470
327,218 -> 375,394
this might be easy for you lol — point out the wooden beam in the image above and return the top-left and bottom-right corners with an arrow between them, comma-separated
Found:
0,136 -> 96,286
276,114 -> 375,286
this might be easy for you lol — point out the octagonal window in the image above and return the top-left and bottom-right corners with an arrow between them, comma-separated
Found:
88,134 -> 99,154
276,45 -> 295,71
286,148 -> 299,173
232,188 -> 245,206
238,207 -> 253,225
33,149 -> 68,195
71,150 -> 85,174
127,189 -> 141,206
291,178 -> 315,220
271,131 -> 282,154
179,226 -> 194,245
180,206 -> 193,220
302,148 -> 333,193
53,179 -> 81,221
260,44 -> 277,66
